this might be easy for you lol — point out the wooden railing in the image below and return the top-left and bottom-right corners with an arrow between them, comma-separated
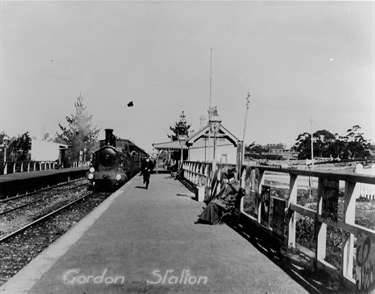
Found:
0,161 -> 57,175
0,161 -> 89,175
356,164 -> 375,199
181,160 -> 375,292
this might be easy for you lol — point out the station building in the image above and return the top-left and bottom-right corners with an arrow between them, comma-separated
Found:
153,107 -> 241,165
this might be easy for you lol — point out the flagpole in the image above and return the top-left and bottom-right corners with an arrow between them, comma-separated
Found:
207,48 -> 213,163
242,93 -> 250,164
209,48 -> 212,117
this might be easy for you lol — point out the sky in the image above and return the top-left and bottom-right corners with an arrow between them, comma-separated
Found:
1,0 -> 374,153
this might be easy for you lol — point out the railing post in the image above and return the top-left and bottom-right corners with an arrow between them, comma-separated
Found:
316,178 -> 327,264
257,170 -> 265,224
27,162 -> 30,172
13,163 -> 16,174
21,162 -> 24,172
342,181 -> 357,281
240,166 -> 251,213
3,163 -> 7,175
288,174 -> 298,248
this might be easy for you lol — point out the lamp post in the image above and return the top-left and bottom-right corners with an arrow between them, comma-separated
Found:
83,147 -> 87,164
178,134 -> 186,169
1,135 -> 10,163
1,134 -> 10,175
209,107 -> 222,171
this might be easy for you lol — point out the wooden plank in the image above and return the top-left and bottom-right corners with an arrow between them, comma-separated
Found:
290,203 -> 316,219
242,163 -> 375,185
289,204 -> 362,235
342,181 -> 356,278
288,175 -> 298,248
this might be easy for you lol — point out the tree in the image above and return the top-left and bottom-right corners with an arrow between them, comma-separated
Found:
55,94 -> 100,163
341,125 -> 370,159
293,132 -> 312,160
292,125 -> 370,160
8,132 -> 32,161
168,111 -> 193,141
167,111 -> 193,162
245,142 -> 267,154
41,132 -> 54,142
312,129 -> 336,158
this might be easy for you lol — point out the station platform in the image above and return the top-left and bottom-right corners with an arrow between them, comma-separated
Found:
1,173 -> 311,294
0,167 -> 88,184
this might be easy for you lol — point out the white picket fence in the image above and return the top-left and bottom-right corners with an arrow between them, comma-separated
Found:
356,163 -> 375,199
0,160 -> 89,175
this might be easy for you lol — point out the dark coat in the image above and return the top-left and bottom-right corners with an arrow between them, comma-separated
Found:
198,179 -> 241,225
141,159 -> 154,176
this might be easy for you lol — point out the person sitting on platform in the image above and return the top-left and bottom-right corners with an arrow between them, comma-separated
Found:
194,167 -> 241,225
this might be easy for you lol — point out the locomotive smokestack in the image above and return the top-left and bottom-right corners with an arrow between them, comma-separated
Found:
105,129 -> 114,146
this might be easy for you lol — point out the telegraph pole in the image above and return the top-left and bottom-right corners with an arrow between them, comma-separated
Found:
207,48 -> 213,163
242,93 -> 251,164
309,119 -> 314,170
308,118 -> 314,198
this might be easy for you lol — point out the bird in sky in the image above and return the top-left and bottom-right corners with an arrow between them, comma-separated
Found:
126,101 -> 134,107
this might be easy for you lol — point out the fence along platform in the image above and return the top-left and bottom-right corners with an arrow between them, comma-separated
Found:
0,160 -> 89,176
356,163 -> 375,199
181,160 -> 375,292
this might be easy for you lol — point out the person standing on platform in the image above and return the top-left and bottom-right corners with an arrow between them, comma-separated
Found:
140,155 -> 154,189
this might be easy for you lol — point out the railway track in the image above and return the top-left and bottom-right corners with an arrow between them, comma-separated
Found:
0,181 -> 87,216
0,190 -> 111,286
0,178 -> 86,204
0,191 -> 94,243
0,180 -> 89,239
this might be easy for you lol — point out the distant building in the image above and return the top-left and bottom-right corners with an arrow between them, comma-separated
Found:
268,148 -> 298,160
153,107 -> 240,164
31,140 -> 69,162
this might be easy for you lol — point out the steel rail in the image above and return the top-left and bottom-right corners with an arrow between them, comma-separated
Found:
0,191 -> 94,243
0,183 -> 88,216
0,178 -> 86,203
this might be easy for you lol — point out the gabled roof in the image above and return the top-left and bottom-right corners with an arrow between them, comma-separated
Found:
186,124 -> 239,147
152,140 -> 189,151
153,118 -> 240,151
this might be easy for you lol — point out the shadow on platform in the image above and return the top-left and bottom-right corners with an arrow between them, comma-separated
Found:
153,169 -> 171,174
175,193 -> 195,198
134,186 -> 148,189
223,215 -> 354,294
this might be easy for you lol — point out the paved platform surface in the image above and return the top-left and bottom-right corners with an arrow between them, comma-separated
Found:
1,173 -> 310,294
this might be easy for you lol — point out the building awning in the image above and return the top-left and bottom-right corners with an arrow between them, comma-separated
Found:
59,144 -> 69,149
152,140 -> 189,151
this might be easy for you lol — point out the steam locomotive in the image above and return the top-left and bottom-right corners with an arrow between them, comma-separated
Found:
87,129 -> 147,191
